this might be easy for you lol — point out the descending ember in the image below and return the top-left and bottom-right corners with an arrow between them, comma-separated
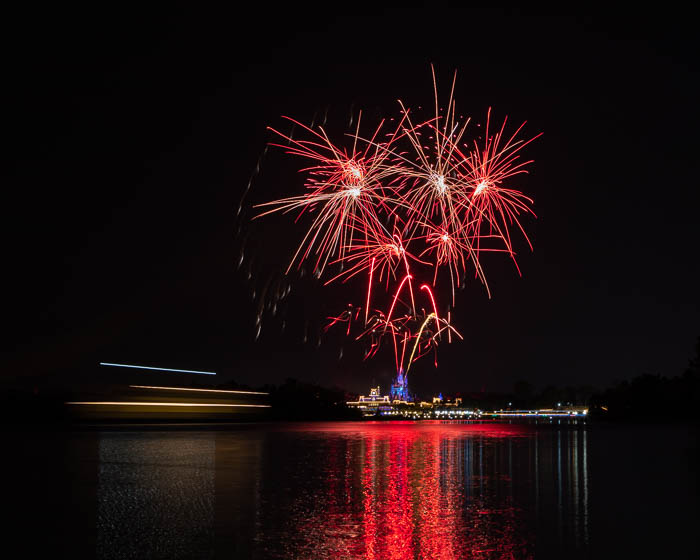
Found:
253,67 -> 539,380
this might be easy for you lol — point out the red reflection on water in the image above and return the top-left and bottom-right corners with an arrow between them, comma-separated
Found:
412,429 -> 457,559
379,433 -> 415,559
280,419 -> 530,439
358,422 -> 530,558
285,422 -> 533,558
362,434 -> 378,559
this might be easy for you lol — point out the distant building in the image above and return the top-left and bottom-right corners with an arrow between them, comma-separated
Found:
346,386 -> 392,415
347,382 -> 480,419
436,395 -> 463,407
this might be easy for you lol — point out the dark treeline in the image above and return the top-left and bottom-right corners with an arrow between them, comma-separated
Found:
260,378 -> 361,421
456,381 -> 597,412
458,337 -> 700,421
588,371 -> 698,420
466,338 -> 700,421
587,338 -> 699,420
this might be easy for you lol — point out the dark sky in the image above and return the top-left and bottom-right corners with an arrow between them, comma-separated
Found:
4,6 -> 699,394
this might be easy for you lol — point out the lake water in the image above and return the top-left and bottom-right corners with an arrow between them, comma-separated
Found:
8,421 -> 697,558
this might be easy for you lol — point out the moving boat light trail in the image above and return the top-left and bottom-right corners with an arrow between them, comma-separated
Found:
99,363 -> 217,375
129,385 -> 268,395
254,68 -> 540,379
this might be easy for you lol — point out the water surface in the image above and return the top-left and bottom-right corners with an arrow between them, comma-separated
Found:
9,421 -> 697,558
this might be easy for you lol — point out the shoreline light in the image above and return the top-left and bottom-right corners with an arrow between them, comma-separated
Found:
129,385 -> 268,395
99,363 -> 216,375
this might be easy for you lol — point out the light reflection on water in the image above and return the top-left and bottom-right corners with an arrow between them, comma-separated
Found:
93,422 -> 592,559
97,433 -> 216,558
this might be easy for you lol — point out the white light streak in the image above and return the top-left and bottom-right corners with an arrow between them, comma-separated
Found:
99,363 -> 216,375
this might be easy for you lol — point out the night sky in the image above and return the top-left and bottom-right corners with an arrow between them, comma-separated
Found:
5,6 -> 699,394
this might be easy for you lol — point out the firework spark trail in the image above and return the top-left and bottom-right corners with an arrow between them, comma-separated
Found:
365,257 -> 375,325
327,277 -> 464,378
447,310 -> 452,344
420,284 -> 439,325
253,68 -> 539,378
406,313 -> 437,374
255,113 -> 412,276
323,229 -> 426,286
385,275 -> 414,329
456,108 -> 542,270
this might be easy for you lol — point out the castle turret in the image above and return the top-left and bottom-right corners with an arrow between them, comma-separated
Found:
390,368 -> 411,402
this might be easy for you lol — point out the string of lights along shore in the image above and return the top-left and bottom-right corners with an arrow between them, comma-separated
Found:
253,67 -> 540,386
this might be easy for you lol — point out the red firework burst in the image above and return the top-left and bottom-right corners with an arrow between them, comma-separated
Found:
254,67 -> 539,377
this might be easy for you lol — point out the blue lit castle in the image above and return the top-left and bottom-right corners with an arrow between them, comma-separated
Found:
389,368 -> 412,403
346,369 -> 414,415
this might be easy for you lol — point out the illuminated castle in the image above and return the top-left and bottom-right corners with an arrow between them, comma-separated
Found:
346,371 -> 413,415
390,368 -> 412,403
